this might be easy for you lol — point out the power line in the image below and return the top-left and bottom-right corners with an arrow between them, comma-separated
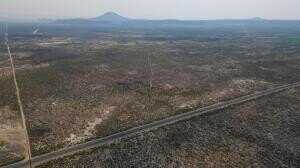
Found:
5,24 -> 33,168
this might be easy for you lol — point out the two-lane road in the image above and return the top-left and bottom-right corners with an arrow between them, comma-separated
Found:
2,82 -> 300,168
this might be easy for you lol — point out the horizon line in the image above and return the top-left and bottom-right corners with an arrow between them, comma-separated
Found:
1,12 -> 300,22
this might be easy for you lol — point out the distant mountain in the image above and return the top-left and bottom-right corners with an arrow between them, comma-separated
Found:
93,12 -> 129,22
53,13 -> 300,28
54,12 -> 129,25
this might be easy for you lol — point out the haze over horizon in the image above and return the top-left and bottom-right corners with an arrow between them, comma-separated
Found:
1,0 -> 300,21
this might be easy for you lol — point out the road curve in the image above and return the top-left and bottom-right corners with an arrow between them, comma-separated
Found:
2,82 -> 300,168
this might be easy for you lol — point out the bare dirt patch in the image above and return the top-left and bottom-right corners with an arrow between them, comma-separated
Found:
0,128 -> 25,166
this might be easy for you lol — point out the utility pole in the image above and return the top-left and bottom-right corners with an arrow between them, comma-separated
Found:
5,24 -> 33,168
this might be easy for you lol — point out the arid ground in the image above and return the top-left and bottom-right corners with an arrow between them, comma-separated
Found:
1,21 -> 300,166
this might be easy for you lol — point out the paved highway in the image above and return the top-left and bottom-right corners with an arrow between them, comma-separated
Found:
2,82 -> 300,168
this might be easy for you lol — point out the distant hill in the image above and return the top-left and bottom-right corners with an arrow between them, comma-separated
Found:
93,12 -> 129,22
53,13 -> 300,29
55,12 -> 129,25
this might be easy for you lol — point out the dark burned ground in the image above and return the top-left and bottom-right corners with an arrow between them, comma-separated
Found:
38,88 -> 300,168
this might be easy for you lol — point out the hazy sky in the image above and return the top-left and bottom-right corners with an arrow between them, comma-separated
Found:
1,0 -> 300,20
